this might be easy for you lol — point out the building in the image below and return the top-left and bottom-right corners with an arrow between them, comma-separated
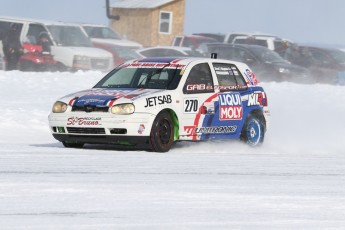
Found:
108,0 -> 185,47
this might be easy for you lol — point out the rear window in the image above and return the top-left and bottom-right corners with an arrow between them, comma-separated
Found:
234,38 -> 268,48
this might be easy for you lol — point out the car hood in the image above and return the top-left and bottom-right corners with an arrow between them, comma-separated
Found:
64,46 -> 113,58
62,88 -> 164,107
91,38 -> 143,49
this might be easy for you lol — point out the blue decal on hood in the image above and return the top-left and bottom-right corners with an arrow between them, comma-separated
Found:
74,95 -> 115,107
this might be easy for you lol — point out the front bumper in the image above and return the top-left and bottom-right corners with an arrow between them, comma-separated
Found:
48,112 -> 156,146
52,133 -> 150,148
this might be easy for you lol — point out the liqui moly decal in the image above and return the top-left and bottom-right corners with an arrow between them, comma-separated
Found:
247,92 -> 263,106
218,93 -> 243,120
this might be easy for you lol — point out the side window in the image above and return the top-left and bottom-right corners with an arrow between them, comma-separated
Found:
172,36 -> 182,46
0,21 -> 11,41
183,63 -> 214,94
0,21 -> 23,42
27,24 -> 50,44
251,39 -> 268,47
216,47 -> 235,60
213,63 -> 247,92
237,49 -> 255,63
159,11 -> 172,34
309,50 -> 330,64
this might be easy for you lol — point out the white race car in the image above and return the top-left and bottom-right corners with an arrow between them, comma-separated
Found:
48,56 -> 270,152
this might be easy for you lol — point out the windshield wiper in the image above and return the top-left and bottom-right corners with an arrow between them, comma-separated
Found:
138,63 -> 171,88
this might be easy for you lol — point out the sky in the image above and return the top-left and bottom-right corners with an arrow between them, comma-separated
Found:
1,70 -> 345,228
1,0 -> 345,46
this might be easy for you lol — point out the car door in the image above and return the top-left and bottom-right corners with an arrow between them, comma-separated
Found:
208,62 -> 249,140
180,62 -> 218,140
180,61 -> 249,141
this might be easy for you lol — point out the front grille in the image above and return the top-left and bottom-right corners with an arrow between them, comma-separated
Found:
67,127 -> 106,134
72,106 -> 109,113
90,58 -> 110,70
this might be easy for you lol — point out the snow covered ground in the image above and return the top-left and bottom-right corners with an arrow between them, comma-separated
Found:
0,70 -> 345,229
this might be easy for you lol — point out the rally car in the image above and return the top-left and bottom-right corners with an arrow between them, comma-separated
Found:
48,56 -> 270,152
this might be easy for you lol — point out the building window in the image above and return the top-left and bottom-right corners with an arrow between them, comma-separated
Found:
159,11 -> 172,34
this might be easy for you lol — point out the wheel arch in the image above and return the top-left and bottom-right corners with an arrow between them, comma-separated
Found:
157,108 -> 179,141
248,109 -> 266,132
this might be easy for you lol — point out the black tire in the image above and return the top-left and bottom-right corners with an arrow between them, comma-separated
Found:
62,141 -> 84,148
149,111 -> 174,152
240,115 -> 265,146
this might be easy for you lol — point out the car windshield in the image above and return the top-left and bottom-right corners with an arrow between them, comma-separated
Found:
47,25 -> 92,47
184,49 -> 204,57
112,46 -> 142,60
83,26 -> 122,40
94,65 -> 183,90
182,37 -> 217,49
250,46 -> 288,63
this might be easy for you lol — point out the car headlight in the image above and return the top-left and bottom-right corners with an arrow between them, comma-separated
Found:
111,103 -> 135,114
52,101 -> 68,113
73,55 -> 90,69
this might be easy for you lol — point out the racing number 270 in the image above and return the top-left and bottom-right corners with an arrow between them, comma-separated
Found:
184,99 -> 199,113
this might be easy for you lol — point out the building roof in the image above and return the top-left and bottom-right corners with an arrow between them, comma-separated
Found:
111,0 -> 175,9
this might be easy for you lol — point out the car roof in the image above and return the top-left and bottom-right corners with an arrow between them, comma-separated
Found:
297,44 -> 340,51
0,16 -> 78,27
225,31 -> 276,36
121,56 -> 249,69
138,46 -> 194,52
207,43 -> 271,50
192,33 -> 225,42
233,35 -> 282,41
81,23 -> 109,28
176,35 -> 218,41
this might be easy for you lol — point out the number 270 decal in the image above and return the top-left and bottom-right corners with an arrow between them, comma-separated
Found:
184,99 -> 199,113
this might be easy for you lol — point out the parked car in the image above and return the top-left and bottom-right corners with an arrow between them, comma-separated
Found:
95,45 -> 142,67
192,33 -> 225,43
284,44 -> 345,84
171,35 -> 218,54
136,46 -> 203,58
232,35 -> 292,57
207,43 -> 311,83
80,23 -> 143,67
223,32 -> 277,44
48,56 -> 270,152
0,16 -> 113,72
81,23 -> 142,49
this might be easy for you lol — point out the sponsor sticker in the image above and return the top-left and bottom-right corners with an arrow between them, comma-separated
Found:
244,69 -> 258,85
247,92 -> 263,106
184,125 -> 237,136
218,93 -> 243,120
138,124 -> 145,134
67,117 -> 101,126
144,95 -> 172,107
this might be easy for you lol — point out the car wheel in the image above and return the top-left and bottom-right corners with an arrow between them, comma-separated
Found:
62,141 -> 84,148
240,115 -> 264,146
150,111 -> 174,152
